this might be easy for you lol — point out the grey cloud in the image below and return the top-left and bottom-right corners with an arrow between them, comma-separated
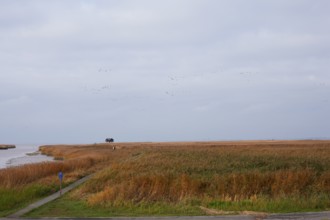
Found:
0,0 -> 329,144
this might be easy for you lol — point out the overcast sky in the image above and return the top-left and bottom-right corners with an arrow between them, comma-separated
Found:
1,0 -> 329,145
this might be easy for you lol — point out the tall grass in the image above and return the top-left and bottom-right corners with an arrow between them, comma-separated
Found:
65,141 -> 330,212
0,158 -> 99,188
2,140 -> 330,216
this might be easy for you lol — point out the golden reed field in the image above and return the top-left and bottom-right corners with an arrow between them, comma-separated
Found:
1,140 -> 330,215
42,141 -> 330,206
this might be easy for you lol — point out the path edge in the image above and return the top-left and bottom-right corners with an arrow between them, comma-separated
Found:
7,174 -> 94,218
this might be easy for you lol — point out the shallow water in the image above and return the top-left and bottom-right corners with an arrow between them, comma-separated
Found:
0,145 -> 54,169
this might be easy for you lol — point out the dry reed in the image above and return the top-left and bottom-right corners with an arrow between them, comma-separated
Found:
3,140 -> 329,209
44,140 -> 329,207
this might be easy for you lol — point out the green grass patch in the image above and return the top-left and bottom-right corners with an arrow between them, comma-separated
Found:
25,194 -> 204,217
25,192 -> 330,217
0,184 -> 55,217
0,180 -> 74,217
207,194 -> 330,213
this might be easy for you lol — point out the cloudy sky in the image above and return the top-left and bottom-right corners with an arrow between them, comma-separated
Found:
0,0 -> 329,144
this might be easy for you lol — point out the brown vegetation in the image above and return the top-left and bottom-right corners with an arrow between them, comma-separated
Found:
81,141 -> 330,206
2,140 -> 329,214
35,140 -> 330,209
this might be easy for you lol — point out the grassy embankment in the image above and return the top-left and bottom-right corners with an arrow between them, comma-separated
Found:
23,140 -> 330,217
0,145 -> 110,217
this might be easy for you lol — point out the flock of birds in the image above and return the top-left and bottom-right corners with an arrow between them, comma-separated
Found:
81,67 -> 329,104
83,84 -> 111,94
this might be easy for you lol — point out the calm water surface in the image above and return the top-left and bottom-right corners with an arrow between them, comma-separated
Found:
0,145 -> 53,169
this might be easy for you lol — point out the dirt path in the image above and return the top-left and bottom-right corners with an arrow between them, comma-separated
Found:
7,174 -> 93,218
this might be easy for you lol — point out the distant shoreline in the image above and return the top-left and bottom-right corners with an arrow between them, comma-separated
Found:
0,145 -> 16,150
40,139 -> 330,148
0,145 -> 53,169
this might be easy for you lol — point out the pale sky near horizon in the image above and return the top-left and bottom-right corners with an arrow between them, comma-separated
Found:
0,0 -> 329,145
